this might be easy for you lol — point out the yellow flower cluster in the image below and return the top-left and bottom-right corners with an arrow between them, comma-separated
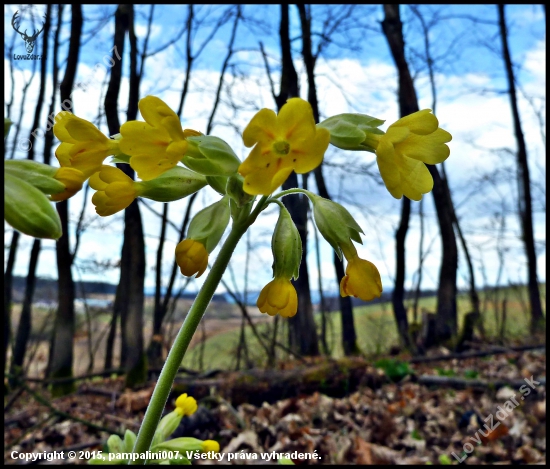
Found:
52,96 -> 205,214
48,95 -> 451,322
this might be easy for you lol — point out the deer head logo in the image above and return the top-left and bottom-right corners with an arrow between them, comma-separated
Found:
12,10 -> 46,54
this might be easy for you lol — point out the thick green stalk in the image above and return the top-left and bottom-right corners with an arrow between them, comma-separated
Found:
130,221 -> 246,463
129,196 -> 267,464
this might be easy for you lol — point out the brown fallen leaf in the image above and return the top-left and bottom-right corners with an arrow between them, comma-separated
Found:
354,437 -> 399,465
116,388 -> 153,412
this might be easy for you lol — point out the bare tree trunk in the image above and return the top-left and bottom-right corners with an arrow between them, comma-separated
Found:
412,5 -> 481,332
428,165 -> 458,343
49,4 -> 81,396
149,204 -> 169,368
297,4 -> 358,356
275,4 -> 318,356
103,4 -> 147,387
4,231 -> 19,380
381,4 -> 417,351
10,240 -> 40,385
498,5 -> 544,332
10,4 -> 48,386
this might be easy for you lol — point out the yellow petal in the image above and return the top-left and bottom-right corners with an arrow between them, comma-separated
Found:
292,127 -> 330,174
53,112 -> 78,143
130,155 -> 177,181
65,116 -> 108,142
92,191 -> 119,217
242,165 -> 293,195
266,279 -> 290,310
341,257 -> 382,302
279,283 -> 298,318
376,138 -> 403,199
119,121 -> 170,156
384,126 -> 409,144
277,98 -> 316,141
89,171 -> 107,191
99,165 -> 134,184
69,148 -> 111,177
55,143 -> 73,167
398,155 -> 433,201
161,115 -> 185,142
242,108 -> 277,147
392,109 -> 438,135
396,128 -> 452,164
138,95 -> 177,128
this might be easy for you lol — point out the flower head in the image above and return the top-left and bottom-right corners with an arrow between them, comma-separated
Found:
239,98 -> 330,195
340,254 -> 382,302
375,109 -> 452,201
53,112 -> 119,178
175,239 -> 209,278
257,277 -> 298,318
174,393 -> 198,417
119,96 -> 201,181
89,165 -> 138,216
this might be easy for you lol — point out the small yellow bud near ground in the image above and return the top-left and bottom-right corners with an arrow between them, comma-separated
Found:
175,393 -> 198,417
201,440 -> 220,453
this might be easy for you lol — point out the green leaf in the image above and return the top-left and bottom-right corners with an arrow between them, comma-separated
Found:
374,359 -> 411,382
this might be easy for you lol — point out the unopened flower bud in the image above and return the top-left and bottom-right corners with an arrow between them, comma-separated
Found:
272,206 -> 301,280
5,173 -> 62,239
183,135 -> 241,177
310,194 -> 363,260
187,196 -> 231,253
226,174 -> 254,208
123,430 -> 137,453
205,175 -> 228,195
5,159 -> 66,195
317,113 -> 385,152
106,434 -> 124,454
136,166 -> 207,202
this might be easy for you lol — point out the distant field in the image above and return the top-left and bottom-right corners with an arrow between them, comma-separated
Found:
182,284 -> 546,370
8,284 -> 545,376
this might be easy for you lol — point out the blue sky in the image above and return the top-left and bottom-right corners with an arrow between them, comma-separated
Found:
4,4 -> 546,298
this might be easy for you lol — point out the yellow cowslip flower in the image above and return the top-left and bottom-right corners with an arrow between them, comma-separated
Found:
375,109 -> 452,201
257,277 -> 298,318
239,98 -> 330,195
340,254 -> 382,302
201,440 -> 220,453
50,167 -> 87,202
175,239 -> 209,278
174,393 -> 198,417
89,165 -> 138,216
119,96 -> 201,181
53,112 -> 119,178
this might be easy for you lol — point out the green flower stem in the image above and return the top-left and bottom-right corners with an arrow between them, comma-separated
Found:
273,188 -> 314,200
129,196 -> 268,464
